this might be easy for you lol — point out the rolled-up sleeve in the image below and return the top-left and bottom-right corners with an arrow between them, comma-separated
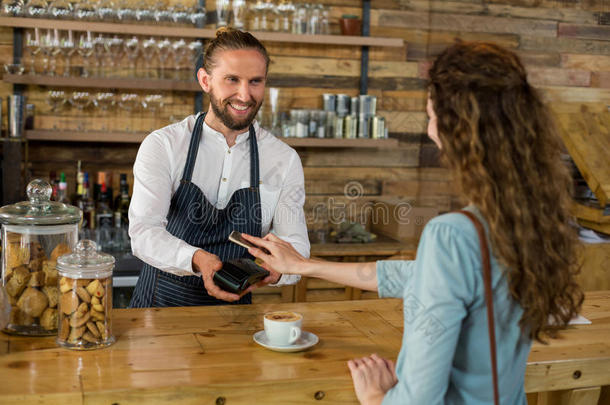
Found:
376,260 -> 416,298
269,150 -> 309,286
128,132 -> 199,276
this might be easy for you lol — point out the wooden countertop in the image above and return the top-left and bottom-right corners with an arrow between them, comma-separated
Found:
1,291 -> 609,404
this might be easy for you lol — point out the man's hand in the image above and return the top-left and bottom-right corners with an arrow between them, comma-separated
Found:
192,249 -> 240,302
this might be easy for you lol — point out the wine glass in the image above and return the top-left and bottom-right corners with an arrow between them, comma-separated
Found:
38,29 -> 54,74
156,37 -> 171,79
105,35 -> 124,77
59,30 -> 75,77
153,0 -> 171,24
134,0 -> 152,22
24,29 -> 40,74
92,34 -> 106,76
96,0 -> 116,21
94,92 -> 115,129
142,93 -> 163,114
141,37 -> 158,78
188,39 -> 202,66
24,0 -> 48,17
77,32 -> 94,77
70,91 -> 92,111
1,0 -> 24,16
189,4 -> 206,27
124,36 -> 139,76
47,90 -> 66,113
232,0 -> 246,29
277,0 -> 294,33
47,0 -> 72,19
74,0 -> 95,20
216,0 -> 230,27
116,0 -> 136,22
47,29 -> 63,76
170,2 -> 189,25
118,93 -> 140,132
171,38 -> 187,79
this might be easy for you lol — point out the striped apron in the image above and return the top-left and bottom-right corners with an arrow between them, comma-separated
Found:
130,112 -> 262,307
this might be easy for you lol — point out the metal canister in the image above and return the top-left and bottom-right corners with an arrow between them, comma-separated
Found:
344,115 -> 357,139
325,111 -> 336,138
336,94 -> 350,117
358,116 -> 370,138
322,94 -> 336,112
359,95 -> 377,117
8,94 -> 26,138
350,96 -> 359,116
334,115 -> 344,139
371,116 -> 386,139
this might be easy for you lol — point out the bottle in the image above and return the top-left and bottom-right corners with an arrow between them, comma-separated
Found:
114,173 -> 130,226
74,160 -> 84,203
49,171 -> 59,201
57,172 -> 70,204
95,172 -> 113,252
78,172 -> 96,240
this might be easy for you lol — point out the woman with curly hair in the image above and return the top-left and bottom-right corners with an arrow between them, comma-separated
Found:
243,42 -> 583,405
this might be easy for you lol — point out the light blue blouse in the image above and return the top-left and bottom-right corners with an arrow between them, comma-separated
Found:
377,207 -> 531,405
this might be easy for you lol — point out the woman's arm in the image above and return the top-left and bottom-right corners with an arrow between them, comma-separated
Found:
243,233 -> 379,292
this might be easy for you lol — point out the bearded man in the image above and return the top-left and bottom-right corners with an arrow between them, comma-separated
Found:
129,28 -> 309,307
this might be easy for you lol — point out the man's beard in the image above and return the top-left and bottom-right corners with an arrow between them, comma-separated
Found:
209,90 -> 262,131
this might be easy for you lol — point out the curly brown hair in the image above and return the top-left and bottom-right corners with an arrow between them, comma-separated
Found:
428,42 -> 583,342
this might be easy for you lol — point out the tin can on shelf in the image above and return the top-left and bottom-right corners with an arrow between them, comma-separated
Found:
56,239 -> 115,350
0,179 -> 81,336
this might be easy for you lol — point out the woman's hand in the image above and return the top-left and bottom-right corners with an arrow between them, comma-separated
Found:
242,233 -> 309,275
347,354 -> 398,405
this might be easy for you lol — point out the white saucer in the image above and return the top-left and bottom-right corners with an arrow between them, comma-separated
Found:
253,330 -> 319,352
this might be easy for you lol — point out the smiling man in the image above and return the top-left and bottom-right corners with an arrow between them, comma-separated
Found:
128,28 -> 309,308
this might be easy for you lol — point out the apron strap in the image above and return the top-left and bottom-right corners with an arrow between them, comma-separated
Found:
249,123 -> 260,189
181,112 -> 206,183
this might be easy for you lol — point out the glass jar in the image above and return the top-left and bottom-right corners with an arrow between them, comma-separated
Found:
56,239 -> 115,350
0,179 -> 81,336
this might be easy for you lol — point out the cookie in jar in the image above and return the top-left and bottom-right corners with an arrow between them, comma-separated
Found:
56,240 -> 115,350
0,179 -> 80,336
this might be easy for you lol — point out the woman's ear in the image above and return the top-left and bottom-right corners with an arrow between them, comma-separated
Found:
197,68 -> 210,92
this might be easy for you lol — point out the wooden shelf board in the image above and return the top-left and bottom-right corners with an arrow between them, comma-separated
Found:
4,74 -> 200,91
6,74 -> 199,91
281,137 -> 399,148
26,129 -> 400,148
310,235 -> 414,257
0,17 -> 404,47
26,129 -> 147,143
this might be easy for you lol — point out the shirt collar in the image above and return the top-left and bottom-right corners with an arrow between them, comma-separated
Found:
202,119 -> 263,146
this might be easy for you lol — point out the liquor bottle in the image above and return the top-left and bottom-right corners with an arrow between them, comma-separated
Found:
78,172 -> 96,240
49,171 -> 59,201
57,172 -> 70,204
74,160 -> 84,203
96,172 -> 113,252
114,173 -> 130,226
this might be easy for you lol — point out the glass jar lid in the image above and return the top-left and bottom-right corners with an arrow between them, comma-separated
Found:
0,179 -> 81,225
57,240 -> 115,278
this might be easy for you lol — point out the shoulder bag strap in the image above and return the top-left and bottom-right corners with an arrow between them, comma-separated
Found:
458,210 -> 500,405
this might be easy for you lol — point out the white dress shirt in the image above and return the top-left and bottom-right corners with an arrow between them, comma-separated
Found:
129,114 -> 309,285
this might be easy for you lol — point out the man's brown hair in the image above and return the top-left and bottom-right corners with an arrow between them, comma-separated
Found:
201,27 -> 270,74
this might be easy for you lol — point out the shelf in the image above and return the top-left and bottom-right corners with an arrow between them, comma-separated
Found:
25,129 -> 399,148
0,17 -> 404,47
4,74 -> 200,92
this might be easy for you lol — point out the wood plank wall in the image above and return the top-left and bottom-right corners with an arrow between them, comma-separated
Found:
1,0 -> 609,233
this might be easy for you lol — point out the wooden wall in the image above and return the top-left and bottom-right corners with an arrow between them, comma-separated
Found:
1,0 -> 609,233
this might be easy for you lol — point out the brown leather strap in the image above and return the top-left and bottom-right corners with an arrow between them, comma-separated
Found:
458,210 -> 500,405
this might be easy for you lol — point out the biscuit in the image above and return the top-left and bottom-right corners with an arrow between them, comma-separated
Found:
17,287 -> 49,318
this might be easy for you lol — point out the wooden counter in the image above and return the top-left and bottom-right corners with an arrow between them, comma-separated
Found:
1,291 -> 609,404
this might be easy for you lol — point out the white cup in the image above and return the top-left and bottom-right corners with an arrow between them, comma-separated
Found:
263,311 -> 302,346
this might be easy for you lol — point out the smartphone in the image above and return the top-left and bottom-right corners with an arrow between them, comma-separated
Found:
228,231 -> 270,254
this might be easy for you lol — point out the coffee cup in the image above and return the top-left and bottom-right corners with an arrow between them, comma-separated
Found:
263,311 -> 302,346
